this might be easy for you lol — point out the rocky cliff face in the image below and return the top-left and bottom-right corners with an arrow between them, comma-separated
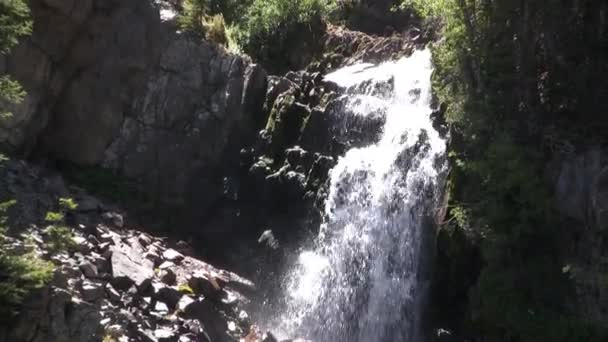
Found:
0,0 -> 267,225
550,148 -> 608,324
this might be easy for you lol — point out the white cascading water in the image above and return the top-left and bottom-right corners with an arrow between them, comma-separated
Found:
272,49 -> 447,342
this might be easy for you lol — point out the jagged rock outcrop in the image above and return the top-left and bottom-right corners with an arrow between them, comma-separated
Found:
0,0 -> 268,221
0,159 -> 257,342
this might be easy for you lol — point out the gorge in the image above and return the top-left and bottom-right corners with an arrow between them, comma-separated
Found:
1,0 -> 608,341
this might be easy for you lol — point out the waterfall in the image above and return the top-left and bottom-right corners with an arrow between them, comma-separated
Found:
272,49 -> 447,342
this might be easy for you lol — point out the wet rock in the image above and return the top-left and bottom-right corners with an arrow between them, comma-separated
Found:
266,76 -> 300,112
181,298 -> 231,342
266,92 -> 311,158
306,154 -> 335,190
258,230 -> 279,250
285,146 -> 310,169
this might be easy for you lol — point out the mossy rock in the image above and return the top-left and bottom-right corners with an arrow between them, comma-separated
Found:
265,93 -> 311,159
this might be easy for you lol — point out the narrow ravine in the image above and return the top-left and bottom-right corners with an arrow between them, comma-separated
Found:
267,50 -> 447,341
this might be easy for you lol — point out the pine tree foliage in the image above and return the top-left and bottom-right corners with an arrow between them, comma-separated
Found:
0,0 -> 31,108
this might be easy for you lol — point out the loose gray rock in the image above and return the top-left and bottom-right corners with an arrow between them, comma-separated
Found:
81,280 -> 105,302
79,261 -> 98,279
162,248 -> 184,263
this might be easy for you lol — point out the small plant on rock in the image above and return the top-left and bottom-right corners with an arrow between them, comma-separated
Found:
0,200 -> 54,320
43,197 -> 78,254
177,283 -> 195,295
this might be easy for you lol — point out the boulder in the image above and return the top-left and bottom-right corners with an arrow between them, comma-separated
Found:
110,238 -> 155,290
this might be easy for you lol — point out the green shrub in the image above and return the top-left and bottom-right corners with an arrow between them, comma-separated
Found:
203,14 -> 228,46
177,283 -> 194,295
234,0 -> 336,71
0,0 -> 31,114
0,200 -> 54,321
44,211 -> 64,223
58,197 -> 78,211
0,252 -> 54,319
43,225 -> 75,254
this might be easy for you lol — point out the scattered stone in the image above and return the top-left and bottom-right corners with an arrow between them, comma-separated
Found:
228,321 -> 236,332
158,261 -> 175,270
160,269 -> 177,285
162,249 -> 184,263
177,295 -> 195,312
181,298 -> 231,342
87,234 -> 101,245
137,328 -> 158,342
79,261 -> 98,278
155,327 -> 178,342
88,252 -> 109,273
81,280 -> 105,302
107,324 -> 124,336
188,274 -> 222,299
72,235 -> 92,253
106,283 -> 122,302
139,233 -> 153,246
110,240 -> 155,290
155,301 -> 169,314
154,287 -> 182,309
144,250 -> 162,265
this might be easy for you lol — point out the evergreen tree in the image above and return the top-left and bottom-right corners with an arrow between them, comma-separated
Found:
0,0 -> 31,110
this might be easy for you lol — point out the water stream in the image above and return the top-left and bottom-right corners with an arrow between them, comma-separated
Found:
271,49 -> 447,342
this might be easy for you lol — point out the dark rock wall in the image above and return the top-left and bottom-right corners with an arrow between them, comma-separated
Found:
0,0 -> 268,228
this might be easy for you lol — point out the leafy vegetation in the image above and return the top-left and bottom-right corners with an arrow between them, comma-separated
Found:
0,200 -> 54,321
0,0 -> 31,113
403,0 -> 608,340
178,0 -> 336,71
43,198 -> 78,254
177,283 -> 195,295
